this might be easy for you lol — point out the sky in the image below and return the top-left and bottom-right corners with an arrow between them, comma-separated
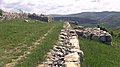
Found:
0,0 -> 120,15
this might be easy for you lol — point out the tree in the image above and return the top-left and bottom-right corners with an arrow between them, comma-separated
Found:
0,9 -> 3,16
97,25 -> 108,32
101,27 -> 108,32
97,24 -> 100,28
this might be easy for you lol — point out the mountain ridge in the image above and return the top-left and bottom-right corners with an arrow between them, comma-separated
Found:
49,11 -> 120,28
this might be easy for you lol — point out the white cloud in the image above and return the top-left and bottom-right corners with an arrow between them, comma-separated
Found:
0,0 -> 120,14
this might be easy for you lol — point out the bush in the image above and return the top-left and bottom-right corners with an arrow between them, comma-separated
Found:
97,24 -> 108,32
109,31 -> 114,36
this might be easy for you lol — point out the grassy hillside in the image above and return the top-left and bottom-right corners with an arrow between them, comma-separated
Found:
80,28 -> 120,67
0,19 -> 63,67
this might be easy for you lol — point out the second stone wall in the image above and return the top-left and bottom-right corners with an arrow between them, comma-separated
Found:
76,27 -> 112,45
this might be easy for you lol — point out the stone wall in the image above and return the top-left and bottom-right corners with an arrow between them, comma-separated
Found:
0,12 -> 28,20
37,22 -> 84,67
28,14 -> 53,22
0,11 -> 53,22
76,27 -> 112,45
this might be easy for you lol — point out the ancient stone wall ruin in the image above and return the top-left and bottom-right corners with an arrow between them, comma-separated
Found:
76,26 -> 112,45
0,12 -> 28,21
37,22 -> 84,67
28,14 -> 53,22
0,11 -> 53,22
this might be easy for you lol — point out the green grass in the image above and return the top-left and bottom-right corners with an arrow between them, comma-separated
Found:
0,19 -> 63,67
80,32 -> 120,67
70,23 -> 120,67
15,21 -> 63,67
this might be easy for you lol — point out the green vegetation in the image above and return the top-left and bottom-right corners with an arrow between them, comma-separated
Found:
0,9 -> 3,16
108,28 -> 120,38
80,28 -> 120,67
0,19 -> 63,67
97,24 -> 108,31
15,21 -> 63,67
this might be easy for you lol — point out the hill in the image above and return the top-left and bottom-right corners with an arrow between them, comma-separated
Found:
50,11 -> 120,28
99,13 -> 120,28
50,11 -> 120,19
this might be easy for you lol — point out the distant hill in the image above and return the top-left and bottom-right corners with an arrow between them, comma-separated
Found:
54,17 -> 96,24
50,11 -> 120,18
99,13 -> 120,28
49,11 -> 120,28
48,14 -> 65,17
66,11 -> 120,19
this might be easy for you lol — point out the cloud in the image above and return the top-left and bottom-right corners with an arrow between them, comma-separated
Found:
0,0 -> 3,4
91,0 -> 100,2
0,0 -> 120,14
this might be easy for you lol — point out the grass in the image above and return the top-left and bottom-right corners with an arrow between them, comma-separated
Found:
0,19 -> 63,67
80,28 -> 120,67
15,21 -> 63,67
70,23 -> 120,67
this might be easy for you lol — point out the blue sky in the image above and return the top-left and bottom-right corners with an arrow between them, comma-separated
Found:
0,0 -> 120,14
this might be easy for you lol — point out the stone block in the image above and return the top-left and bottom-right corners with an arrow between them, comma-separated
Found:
64,52 -> 80,62
65,62 -> 80,67
99,36 -> 106,42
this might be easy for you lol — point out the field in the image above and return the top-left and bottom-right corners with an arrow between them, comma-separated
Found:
80,28 -> 120,67
0,19 -> 63,67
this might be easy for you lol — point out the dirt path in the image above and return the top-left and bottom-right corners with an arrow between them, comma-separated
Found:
5,26 -> 54,67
